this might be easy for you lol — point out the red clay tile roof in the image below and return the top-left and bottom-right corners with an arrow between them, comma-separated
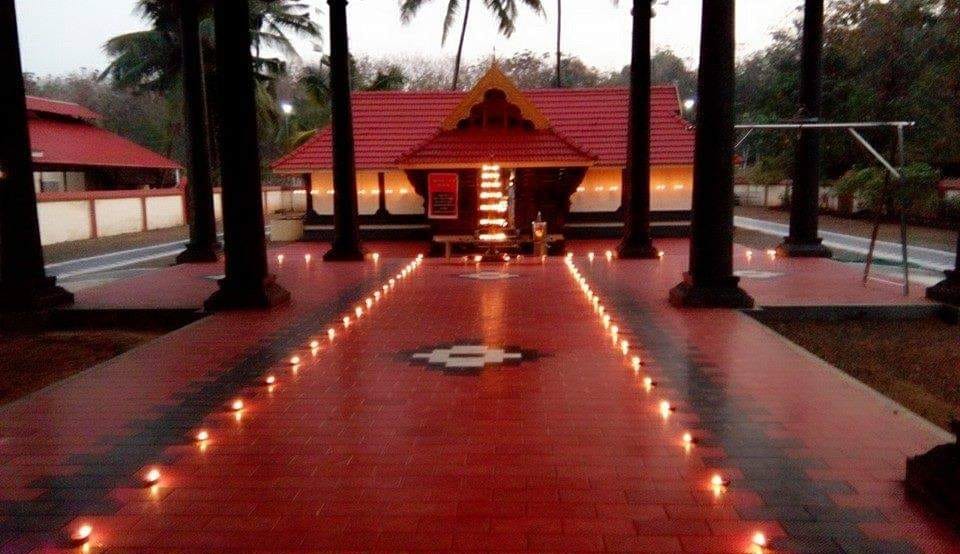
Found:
271,86 -> 694,172
396,129 -> 596,167
29,115 -> 180,170
939,178 -> 960,191
26,96 -> 101,121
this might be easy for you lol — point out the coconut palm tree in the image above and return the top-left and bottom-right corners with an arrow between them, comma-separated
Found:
101,0 -> 319,164
400,0 -> 544,90
102,0 -> 319,91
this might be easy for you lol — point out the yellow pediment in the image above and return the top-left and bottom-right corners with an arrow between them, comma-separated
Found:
440,64 -> 551,131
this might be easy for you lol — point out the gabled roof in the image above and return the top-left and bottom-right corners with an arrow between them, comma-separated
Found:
440,65 -> 551,131
26,96 -> 180,170
272,74 -> 695,173
26,96 -> 101,121
397,129 -> 596,168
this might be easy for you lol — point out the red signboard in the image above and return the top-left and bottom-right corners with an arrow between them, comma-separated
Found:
427,173 -> 459,219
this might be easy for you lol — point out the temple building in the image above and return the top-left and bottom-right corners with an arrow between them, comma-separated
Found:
272,66 -> 695,251
27,96 -> 180,193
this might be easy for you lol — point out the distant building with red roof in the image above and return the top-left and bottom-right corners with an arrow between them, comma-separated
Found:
272,66 -> 695,242
27,96 -> 181,193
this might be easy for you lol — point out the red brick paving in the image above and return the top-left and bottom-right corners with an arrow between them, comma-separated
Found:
0,240 -> 957,552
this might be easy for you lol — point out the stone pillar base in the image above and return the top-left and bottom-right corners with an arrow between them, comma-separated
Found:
927,271 -> 960,306
616,240 -> 660,260
0,276 -> 74,311
175,243 -> 221,264
323,245 -> 365,262
204,274 -> 290,311
669,273 -> 755,309
776,238 -> 832,258
905,420 -> 959,529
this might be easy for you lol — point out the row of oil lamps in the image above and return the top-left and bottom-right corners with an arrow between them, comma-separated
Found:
276,251 -> 382,266
563,256 -> 770,553
582,248 -> 776,263
68,254 -> 425,549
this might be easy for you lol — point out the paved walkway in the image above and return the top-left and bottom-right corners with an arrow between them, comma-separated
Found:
0,240 -> 957,552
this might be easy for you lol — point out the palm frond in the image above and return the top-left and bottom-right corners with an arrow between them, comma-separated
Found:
441,0 -> 462,45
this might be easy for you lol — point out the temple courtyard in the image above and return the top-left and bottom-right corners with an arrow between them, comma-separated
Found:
0,239 -> 957,553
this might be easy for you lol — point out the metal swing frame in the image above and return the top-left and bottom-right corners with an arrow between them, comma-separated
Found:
734,121 -> 916,296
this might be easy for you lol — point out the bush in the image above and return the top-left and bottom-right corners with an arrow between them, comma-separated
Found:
833,162 -> 941,218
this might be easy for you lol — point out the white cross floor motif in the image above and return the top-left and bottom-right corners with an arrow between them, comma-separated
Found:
412,345 -> 523,369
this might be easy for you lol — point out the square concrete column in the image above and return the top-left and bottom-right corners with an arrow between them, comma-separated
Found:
778,0 -> 832,258
0,0 -> 73,311
323,0 -> 365,261
926,232 -> 960,305
175,0 -> 220,264
204,0 -> 289,310
669,0 -> 754,309
617,0 -> 659,259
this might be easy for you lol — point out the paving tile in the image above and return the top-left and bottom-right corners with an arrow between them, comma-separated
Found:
0,241 -> 956,552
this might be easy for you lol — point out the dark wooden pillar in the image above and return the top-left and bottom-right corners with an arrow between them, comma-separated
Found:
669,0 -> 753,309
0,0 -> 73,310
204,0 -> 289,311
175,0 -> 220,264
303,173 -> 322,224
323,0 -> 364,261
779,0 -> 831,258
617,0 -> 658,259
374,172 -> 389,217
927,232 -> 960,305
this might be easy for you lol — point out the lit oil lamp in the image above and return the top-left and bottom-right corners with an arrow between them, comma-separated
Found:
69,524 -> 92,546
142,467 -> 161,487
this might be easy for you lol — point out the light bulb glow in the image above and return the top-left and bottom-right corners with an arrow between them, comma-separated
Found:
309,340 -> 320,349
683,432 -> 694,444
304,254 -> 312,263
355,306 -> 363,318
620,340 -> 629,355
605,250 -> 613,261
290,356 -> 301,365
643,376 -> 654,390
588,252 -> 595,261
479,233 -> 508,242
365,298 -> 373,309
372,252 -> 381,262
711,474 -> 728,487
752,532 -> 767,548
265,375 -> 276,385
631,356 -> 642,370
343,316 -> 351,328
277,254 -> 285,264
231,399 -> 244,411
196,430 -> 210,442
328,328 -> 336,340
